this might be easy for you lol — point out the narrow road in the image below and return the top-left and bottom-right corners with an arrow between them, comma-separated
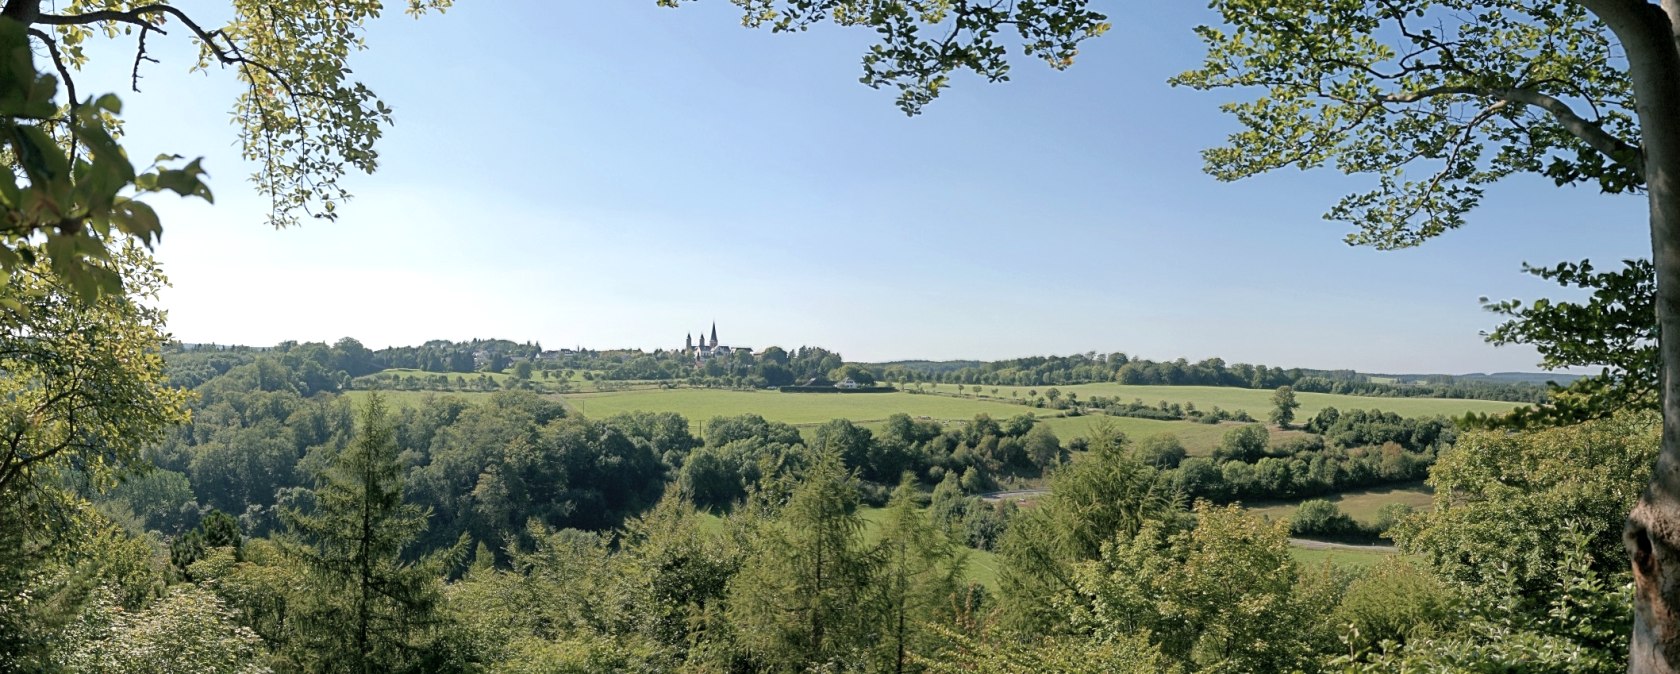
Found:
979,489 -> 1048,502
1288,538 -> 1397,552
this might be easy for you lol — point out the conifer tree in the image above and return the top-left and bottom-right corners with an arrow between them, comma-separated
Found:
727,449 -> 877,670
874,477 -> 966,674
281,393 -> 457,674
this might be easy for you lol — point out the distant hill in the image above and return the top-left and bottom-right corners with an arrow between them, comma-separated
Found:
1363,371 -> 1581,386
871,360 -> 1577,388
1436,372 -> 1581,386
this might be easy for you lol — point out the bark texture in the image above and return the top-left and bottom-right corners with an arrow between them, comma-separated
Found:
1609,0 -> 1680,671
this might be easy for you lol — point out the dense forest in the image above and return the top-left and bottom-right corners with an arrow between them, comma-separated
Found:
5,321 -> 1646,672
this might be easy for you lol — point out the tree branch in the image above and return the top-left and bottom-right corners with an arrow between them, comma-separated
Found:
1377,83 -> 1645,179
131,25 -> 157,93
26,26 -> 74,109
36,4 -> 298,99
1499,86 -> 1646,177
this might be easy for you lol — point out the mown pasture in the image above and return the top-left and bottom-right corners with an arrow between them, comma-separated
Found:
555,385 -> 1520,455
1289,546 -> 1396,570
1246,484 -> 1436,526
932,383 -> 1523,419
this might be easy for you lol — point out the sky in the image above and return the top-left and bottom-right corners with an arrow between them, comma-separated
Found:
73,1 -> 1651,374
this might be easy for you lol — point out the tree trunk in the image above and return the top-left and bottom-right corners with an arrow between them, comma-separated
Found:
1616,1 -> 1680,671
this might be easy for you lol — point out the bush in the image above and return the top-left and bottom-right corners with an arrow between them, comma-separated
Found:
1289,500 -> 1358,537
1331,558 -> 1457,654
1212,424 -> 1268,463
962,500 -> 1014,551
1135,433 -> 1187,469
1372,503 -> 1415,535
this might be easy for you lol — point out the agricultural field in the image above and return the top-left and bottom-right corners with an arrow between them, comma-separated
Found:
561,389 -> 1041,430
1289,546 -> 1396,570
859,506 -> 1001,589
1245,484 -> 1436,526
363,367 -> 524,385
560,388 -> 1235,451
936,383 -> 1523,419
556,384 -> 1513,455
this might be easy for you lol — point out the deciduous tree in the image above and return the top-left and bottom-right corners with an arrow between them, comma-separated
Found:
1269,385 -> 1299,428
1167,3 -> 1680,665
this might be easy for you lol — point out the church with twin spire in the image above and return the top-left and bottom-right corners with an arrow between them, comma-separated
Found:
684,322 -> 743,361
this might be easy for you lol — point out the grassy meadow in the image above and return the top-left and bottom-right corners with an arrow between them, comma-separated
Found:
1289,546 -> 1396,570
940,383 -> 1523,418
1245,484 -> 1436,526
554,384 -> 1519,454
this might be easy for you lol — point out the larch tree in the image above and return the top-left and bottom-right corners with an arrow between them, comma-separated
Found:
726,449 -> 877,670
873,477 -> 966,674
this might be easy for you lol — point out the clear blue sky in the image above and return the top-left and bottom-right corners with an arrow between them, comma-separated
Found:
87,2 -> 1648,373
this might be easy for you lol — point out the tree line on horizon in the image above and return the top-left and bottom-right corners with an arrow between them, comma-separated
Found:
172,338 -> 1548,405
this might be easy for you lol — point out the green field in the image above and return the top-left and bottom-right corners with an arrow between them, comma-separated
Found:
556,385 -> 1510,455
1246,484 -> 1436,526
948,383 -> 1522,419
364,367 -> 523,384
563,389 -> 1045,429
858,506 -> 1000,589
1289,546 -> 1396,570
560,388 -> 1245,452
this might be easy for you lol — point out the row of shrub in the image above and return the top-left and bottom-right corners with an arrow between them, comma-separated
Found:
1286,499 -> 1415,543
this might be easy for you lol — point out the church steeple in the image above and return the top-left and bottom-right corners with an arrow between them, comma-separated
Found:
686,333 -> 692,350
710,322 -> 718,348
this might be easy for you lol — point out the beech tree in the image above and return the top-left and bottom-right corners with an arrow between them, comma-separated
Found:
0,0 -> 451,297
1157,1 -> 1680,669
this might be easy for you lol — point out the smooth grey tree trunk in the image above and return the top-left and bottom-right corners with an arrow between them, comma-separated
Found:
1588,1 -> 1680,672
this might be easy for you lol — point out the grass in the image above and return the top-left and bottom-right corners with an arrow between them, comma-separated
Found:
1041,415 -> 1234,456
949,383 -> 1522,419
1289,546 -> 1396,570
561,389 -> 1047,429
556,384 -> 1506,458
365,367 -> 523,384
1245,484 -> 1436,526
559,388 -> 1268,455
